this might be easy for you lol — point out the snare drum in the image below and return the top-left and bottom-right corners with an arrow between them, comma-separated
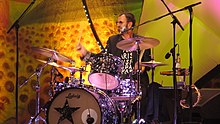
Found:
46,87 -> 118,124
89,52 -> 123,90
111,79 -> 137,101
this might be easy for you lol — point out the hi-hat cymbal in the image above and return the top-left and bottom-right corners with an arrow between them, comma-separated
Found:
37,59 -> 62,68
61,66 -> 82,72
37,59 -> 80,72
141,60 -> 167,68
32,47 -> 74,63
116,36 -> 160,51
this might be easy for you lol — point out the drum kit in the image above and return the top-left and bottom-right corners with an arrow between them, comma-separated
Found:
21,36 -> 184,124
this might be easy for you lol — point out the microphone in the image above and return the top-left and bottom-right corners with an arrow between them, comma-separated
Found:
120,26 -> 134,34
120,26 -> 126,34
165,44 -> 178,59
176,53 -> 181,69
86,114 -> 94,124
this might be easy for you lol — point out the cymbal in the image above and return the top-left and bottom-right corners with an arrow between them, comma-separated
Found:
160,68 -> 189,76
116,36 -> 160,51
141,60 -> 167,68
32,47 -> 74,63
37,59 -> 62,68
61,66 -> 81,72
37,59 -> 80,72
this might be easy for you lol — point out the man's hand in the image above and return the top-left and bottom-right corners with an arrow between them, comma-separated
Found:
76,42 -> 88,57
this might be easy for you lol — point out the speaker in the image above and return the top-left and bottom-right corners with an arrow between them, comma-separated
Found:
159,87 -> 220,123
195,64 -> 220,88
158,87 -> 183,124
197,88 -> 220,120
183,88 -> 220,124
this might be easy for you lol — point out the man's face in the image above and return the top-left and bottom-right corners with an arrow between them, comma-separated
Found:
116,14 -> 130,33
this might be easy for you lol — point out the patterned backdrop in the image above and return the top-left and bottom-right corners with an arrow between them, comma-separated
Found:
0,0 -> 142,123
1,0 -> 220,123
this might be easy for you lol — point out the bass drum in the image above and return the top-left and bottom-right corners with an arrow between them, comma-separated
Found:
46,87 -> 118,124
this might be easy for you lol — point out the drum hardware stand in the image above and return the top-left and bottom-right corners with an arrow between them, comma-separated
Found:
69,71 -> 76,87
25,67 -> 46,124
119,73 -> 135,124
28,101 -> 51,124
79,66 -> 85,85
49,66 -> 57,97
20,58 -> 52,124
104,52 -> 110,91
49,66 -> 63,96
132,39 -> 142,124
117,100 -> 132,124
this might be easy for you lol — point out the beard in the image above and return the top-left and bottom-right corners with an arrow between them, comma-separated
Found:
118,25 -> 128,34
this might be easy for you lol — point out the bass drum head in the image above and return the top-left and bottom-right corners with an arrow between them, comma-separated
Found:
46,88 -> 101,124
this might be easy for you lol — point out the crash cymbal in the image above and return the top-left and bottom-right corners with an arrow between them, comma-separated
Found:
37,59 -> 80,72
160,68 -> 189,76
32,47 -> 74,63
116,36 -> 160,51
141,60 -> 167,68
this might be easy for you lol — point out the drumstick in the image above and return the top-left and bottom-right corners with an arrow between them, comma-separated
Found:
139,50 -> 145,62
76,25 -> 83,50
78,26 -> 83,43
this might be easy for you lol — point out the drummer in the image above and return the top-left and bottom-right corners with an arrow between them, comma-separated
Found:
76,12 -> 151,122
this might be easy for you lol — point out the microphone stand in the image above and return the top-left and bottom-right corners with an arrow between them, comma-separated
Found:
160,0 -> 184,123
6,1 -> 36,123
188,6 -> 194,122
160,0 -> 184,31
171,19 -> 179,124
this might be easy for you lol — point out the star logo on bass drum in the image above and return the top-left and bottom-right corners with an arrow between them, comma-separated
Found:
54,99 -> 80,124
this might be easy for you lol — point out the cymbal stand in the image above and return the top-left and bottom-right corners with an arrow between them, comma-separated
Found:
28,101 -> 51,124
133,39 -> 142,123
49,66 -> 56,97
30,66 -> 47,124
150,64 -> 155,83
79,66 -> 84,86
20,58 -> 52,124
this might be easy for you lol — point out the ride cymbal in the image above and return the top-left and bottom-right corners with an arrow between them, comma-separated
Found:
116,36 -> 160,51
